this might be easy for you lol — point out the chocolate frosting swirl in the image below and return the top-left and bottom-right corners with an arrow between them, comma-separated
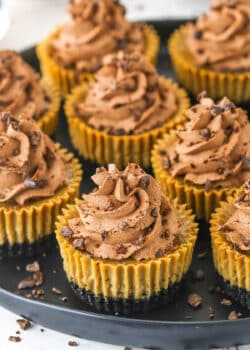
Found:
0,111 -> 66,205
50,0 -> 144,73
187,0 -> 250,72
221,180 -> 250,253
0,51 -> 51,120
164,93 -> 250,189
62,164 -> 182,261
75,52 -> 177,135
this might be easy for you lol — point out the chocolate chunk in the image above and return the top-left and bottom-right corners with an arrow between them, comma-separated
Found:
157,149 -> 167,156
209,306 -> 215,319
73,239 -> 84,251
139,175 -> 150,189
228,310 -> 242,320
145,97 -> 154,108
33,271 -> 43,286
151,208 -> 158,217
216,167 -> 224,175
116,245 -> 127,254
29,131 -> 41,147
161,155 -> 171,169
118,221 -> 129,230
221,298 -> 232,306
100,230 -> 108,240
18,276 -> 36,290
114,128 -> 126,136
194,30 -> 202,39
242,156 -> 250,170
9,336 -> 21,342
60,226 -> 73,237
190,163 -> 196,169
24,178 -> 38,188
224,125 -> 233,137
68,340 -> 79,347
155,249 -> 165,258
200,128 -> 211,140
133,109 -> 141,121
211,105 -> 223,117
144,223 -> 154,235
197,90 -> 208,101
37,179 -> 48,188
12,149 -> 19,156
187,293 -> 202,308
26,261 -> 40,273
223,102 -> 235,112
52,287 -> 62,295
118,39 -> 128,50
16,319 -> 32,330
193,269 -> 205,281
160,230 -> 169,239
205,180 -> 212,191
173,153 -> 179,163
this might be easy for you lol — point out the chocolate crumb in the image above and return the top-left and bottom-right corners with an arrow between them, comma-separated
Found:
26,261 -> 40,273
100,230 -> 108,240
211,105 -> 223,117
187,293 -> 202,308
9,336 -> 21,342
18,276 -> 36,290
216,167 -> 224,175
16,318 -> 32,330
68,340 -> 79,347
114,128 -> 126,136
52,287 -> 62,295
221,298 -> 232,306
60,226 -> 73,237
209,306 -> 215,319
139,175 -> 150,189
224,125 -> 233,137
228,310 -> 242,320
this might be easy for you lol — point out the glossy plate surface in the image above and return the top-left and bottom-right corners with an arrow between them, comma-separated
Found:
0,21 -> 250,350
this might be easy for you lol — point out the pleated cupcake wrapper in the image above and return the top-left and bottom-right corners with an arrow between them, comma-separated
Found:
210,196 -> 250,292
0,146 -> 82,248
151,130 -> 237,221
36,24 -> 160,97
168,25 -> 250,103
55,201 -> 198,300
64,77 -> 189,168
38,78 -> 61,136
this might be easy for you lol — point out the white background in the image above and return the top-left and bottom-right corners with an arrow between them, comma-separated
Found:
0,1 -> 250,349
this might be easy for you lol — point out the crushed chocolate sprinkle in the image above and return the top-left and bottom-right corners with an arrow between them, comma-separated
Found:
187,293 -> 202,308
16,319 -> 32,330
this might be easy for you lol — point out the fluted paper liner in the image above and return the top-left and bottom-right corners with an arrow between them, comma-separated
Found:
169,25 -> 250,103
36,24 -> 160,96
0,146 -> 82,248
55,201 -> 197,300
38,78 -> 60,136
64,78 -> 189,168
151,130 -> 237,221
210,196 -> 250,292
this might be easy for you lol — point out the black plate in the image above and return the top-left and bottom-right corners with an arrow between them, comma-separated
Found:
1,21 -> 250,350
